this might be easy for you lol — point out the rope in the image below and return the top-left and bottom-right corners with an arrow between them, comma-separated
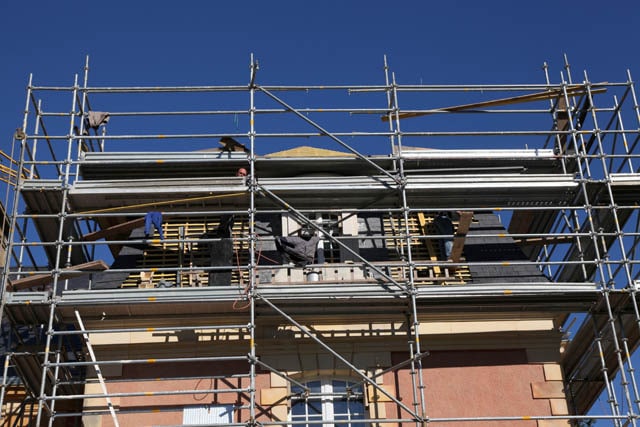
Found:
232,240 -> 251,310
232,234 -> 281,310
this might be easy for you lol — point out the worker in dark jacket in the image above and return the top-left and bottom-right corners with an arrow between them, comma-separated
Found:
434,212 -> 454,260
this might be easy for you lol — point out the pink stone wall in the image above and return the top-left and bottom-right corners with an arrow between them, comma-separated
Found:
388,350 -> 552,427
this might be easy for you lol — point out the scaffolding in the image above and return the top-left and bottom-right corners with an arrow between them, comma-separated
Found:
0,55 -> 640,426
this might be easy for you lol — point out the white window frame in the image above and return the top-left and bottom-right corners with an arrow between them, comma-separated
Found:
290,379 -> 365,427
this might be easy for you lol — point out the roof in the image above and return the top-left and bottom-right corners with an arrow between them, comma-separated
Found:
264,146 -> 353,158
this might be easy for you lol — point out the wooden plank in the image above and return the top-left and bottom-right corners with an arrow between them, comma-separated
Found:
513,235 -> 575,246
383,85 -> 606,121
83,217 -> 145,241
449,211 -> 474,263
8,260 -> 109,290
417,213 -> 441,275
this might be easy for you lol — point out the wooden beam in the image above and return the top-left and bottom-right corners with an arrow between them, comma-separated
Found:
8,260 -> 109,291
513,235 -> 576,246
382,85 -> 606,121
417,213 -> 441,275
82,217 -> 145,241
449,211 -> 474,263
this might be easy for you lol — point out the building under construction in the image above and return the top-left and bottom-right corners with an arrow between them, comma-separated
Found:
1,56 -> 640,426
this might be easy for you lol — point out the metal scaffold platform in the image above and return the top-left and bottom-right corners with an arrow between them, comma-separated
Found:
1,55 -> 640,426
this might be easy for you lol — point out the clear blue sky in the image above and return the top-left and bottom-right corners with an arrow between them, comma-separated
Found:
0,1 -> 639,424
1,0 -> 638,152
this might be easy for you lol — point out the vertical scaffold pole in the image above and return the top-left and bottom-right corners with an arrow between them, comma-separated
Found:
46,340 -> 63,427
385,59 -> 428,425
622,71 -> 640,416
74,55 -> 90,183
248,53 -> 258,427
8,75 -> 50,424
28,99 -> 43,180
0,354 -> 10,424
35,73 -> 81,427
0,99 -> 30,409
563,72 -> 622,425
584,70 -> 640,424
618,316 -> 640,415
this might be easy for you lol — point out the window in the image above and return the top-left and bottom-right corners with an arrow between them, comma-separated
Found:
182,404 -> 234,425
317,214 -> 342,263
291,379 -> 365,427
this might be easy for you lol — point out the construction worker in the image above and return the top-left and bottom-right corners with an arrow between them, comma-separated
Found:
144,211 -> 164,240
434,211 -> 454,260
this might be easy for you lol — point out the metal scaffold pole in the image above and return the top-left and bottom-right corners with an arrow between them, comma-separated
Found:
248,53 -> 258,427
385,61 -> 428,423
585,71 -> 639,421
35,73 -> 82,426
560,73 -> 623,425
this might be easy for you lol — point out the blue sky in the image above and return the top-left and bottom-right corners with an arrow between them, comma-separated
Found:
1,1 -> 639,424
1,0 -> 639,152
